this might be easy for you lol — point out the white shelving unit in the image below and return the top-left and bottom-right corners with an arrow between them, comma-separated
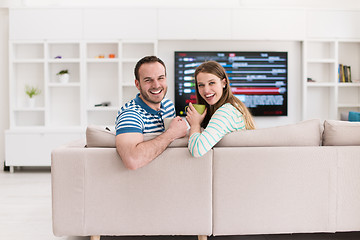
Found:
6,39 -> 157,170
302,40 -> 360,121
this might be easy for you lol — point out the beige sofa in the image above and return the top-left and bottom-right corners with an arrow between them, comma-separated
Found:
51,119 -> 360,240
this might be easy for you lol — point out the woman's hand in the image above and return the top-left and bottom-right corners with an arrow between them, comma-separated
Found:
185,102 -> 207,127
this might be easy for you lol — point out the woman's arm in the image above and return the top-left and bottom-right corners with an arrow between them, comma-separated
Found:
188,104 -> 245,157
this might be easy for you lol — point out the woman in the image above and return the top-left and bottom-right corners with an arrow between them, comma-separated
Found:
186,61 -> 256,157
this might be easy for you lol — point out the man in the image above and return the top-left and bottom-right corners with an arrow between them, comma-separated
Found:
115,56 -> 188,170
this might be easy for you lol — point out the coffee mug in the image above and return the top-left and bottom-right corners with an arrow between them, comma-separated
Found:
185,104 -> 206,114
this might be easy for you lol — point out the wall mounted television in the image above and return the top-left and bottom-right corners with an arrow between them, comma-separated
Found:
174,51 -> 288,116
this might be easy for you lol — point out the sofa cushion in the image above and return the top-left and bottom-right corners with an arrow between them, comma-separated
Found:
348,111 -> 360,122
215,119 -> 322,147
86,125 -> 116,148
323,120 -> 360,146
86,125 -> 189,148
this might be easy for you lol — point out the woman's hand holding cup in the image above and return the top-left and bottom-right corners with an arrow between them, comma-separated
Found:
185,102 -> 207,127
185,103 -> 206,115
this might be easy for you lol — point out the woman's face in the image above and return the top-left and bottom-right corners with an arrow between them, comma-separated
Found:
196,72 -> 226,106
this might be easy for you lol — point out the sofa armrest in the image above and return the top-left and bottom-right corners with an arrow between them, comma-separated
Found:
51,146 -> 87,236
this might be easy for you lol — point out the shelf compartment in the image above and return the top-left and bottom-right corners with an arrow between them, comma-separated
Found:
87,63 -> 119,108
305,87 -> 336,121
339,42 -> 360,82
87,42 -> 118,59
122,85 -> 139,104
13,43 -> 44,60
307,62 -> 336,84
14,63 -> 45,108
338,87 -> 360,106
14,111 -> 45,127
48,43 -> 80,59
48,62 -> 80,84
87,110 -> 118,127
48,87 -> 81,126
306,41 -> 335,60
337,106 -> 360,120
122,62 -> 136,83
122,42 -> 155,59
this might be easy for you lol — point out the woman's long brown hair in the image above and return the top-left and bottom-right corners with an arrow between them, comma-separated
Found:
194,61 -> 256,130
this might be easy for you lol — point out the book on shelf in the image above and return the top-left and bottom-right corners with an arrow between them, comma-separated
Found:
347,66 -> 352,83
338,64 -> 352,83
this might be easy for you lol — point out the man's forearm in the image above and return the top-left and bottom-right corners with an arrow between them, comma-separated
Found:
121,130 -> 177,170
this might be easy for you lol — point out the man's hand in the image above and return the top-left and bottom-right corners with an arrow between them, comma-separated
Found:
115,116 -> 187,170
165,116 -> 188,140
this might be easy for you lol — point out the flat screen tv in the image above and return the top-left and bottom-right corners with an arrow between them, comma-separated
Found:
174,51 -> 288,116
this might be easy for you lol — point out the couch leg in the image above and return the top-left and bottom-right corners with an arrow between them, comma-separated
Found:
198,235 -> 207,240
90,236 -> 100,240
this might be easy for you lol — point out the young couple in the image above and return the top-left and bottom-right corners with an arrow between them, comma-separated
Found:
115,56 -> 255,170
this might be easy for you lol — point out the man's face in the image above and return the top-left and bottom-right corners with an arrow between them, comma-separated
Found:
135,62 -> 167,110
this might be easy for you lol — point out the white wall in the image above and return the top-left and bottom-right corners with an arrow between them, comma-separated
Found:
0,8 -> 9,167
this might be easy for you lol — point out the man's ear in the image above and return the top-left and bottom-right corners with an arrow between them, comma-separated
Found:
135,79 -> 140,90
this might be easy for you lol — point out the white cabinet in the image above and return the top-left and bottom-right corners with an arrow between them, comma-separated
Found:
158,8 -> 232,39
6,39 -> 157,169
83,8 -> 158,40
302,40 -> 360,121
307,11 -> 360,39
9,9 -> 83,40
5,130 -> 84,168
232,9 -> 306,40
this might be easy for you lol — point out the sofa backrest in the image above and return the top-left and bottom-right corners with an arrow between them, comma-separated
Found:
216,119 -> 322,147
322,120 -> 360,146
86,119 -> 322,148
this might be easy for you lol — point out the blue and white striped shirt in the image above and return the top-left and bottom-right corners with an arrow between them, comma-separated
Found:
115,94 -> 176,135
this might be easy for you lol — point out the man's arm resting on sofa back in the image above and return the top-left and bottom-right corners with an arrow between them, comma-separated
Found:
116,117 -> 187,170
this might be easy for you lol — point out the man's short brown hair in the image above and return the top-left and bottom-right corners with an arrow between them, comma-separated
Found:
134,56 -> 166,80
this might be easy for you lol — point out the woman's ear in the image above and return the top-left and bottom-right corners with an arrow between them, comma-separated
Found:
221,78 -> 227,88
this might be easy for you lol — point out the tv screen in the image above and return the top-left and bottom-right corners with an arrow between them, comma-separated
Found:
174,51 -> 288,116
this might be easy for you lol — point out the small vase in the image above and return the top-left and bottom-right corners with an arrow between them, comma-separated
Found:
58,73 -> 70,83
28,98 -> 35,108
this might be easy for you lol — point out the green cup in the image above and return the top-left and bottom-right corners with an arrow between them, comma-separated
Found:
185,104 -> 206,114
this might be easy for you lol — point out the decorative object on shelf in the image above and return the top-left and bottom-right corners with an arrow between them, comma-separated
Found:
307,77 -> 316,82
94,101 -> 111,107
25,85 -> 41,108
348,111 -> 360,122
56,69 -> 70,83
55,56 -> 62,59
338,64 -> 352,83
109,54 -> 115,58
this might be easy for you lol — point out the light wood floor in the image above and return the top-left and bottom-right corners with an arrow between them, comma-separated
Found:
1,168 -> 360,240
